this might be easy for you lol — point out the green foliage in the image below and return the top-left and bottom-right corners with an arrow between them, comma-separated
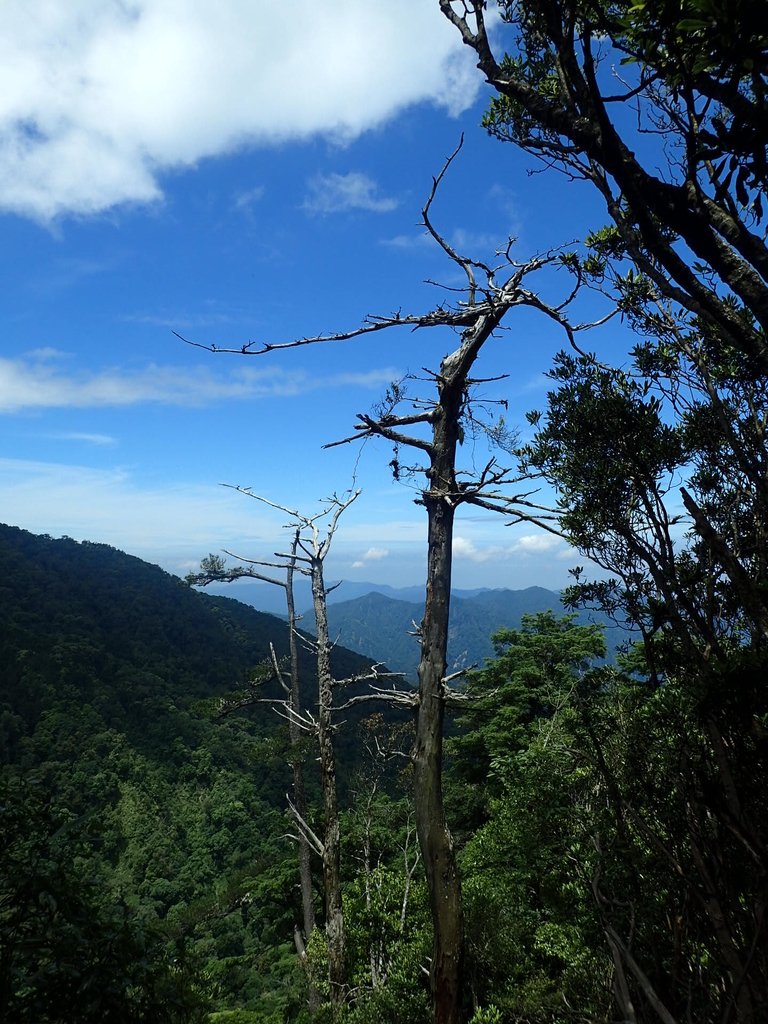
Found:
487,0 -> 768,211
335,716 -> 430,1024
468,1008 -> 502,1024
450,614 -> 613,1020
0,525 -> 372,1020
5,408 -> 767,1024
449,612 -> 605,830
445,592 -> 768,1021
209,1013 -> 265,1024
0,772 -> 209,1023
516,330 -> 768,1017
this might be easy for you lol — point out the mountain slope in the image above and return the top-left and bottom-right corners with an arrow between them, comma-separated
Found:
317,587 -> 561,680
0,523 -> 376,1018
321,586 -> 625,680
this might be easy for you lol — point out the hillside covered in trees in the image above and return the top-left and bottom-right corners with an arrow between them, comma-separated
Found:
5,495 -> 765,1024
0,524 -> 382,1022
314,587 -> 628,680
0,524 -> 624,1024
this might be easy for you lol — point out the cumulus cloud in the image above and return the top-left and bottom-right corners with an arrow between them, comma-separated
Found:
303,172 -> 398,215
351,545 -> 390,568
453,536 -> 496,563
453,532 -> 562,563
0,1 -> 479,221
514,533 -> 560,553
0,353 -> 402,412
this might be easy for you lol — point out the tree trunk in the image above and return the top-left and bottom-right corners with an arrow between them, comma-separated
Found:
285,546 -> 320,1016
311,556 -> 347,1013
414,395 -> 465,1024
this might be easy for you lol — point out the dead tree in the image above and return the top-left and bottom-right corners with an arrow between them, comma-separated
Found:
180,139 -> 601,1024
187,525 -> 320,1013
195,490 -> 371,1016
284,491 -> 357,1013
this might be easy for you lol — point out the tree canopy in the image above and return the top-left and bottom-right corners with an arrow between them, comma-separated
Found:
442,0 -> 768,364
439,4 -> 768,1020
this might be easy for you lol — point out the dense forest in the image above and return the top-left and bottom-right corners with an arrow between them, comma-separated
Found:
0,524 -> 385,1022
4,2 -> 768,1023
0,524 -> 639,1024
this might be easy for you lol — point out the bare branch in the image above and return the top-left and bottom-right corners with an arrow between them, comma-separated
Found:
355,415 -> 434,454
334,686 -> 419,712
273,703 -> 318,734
332,664 -> 408,689
317,490 -> 361,561
421,135 -> 490,304
222,485 -> 303,521
269,642 -> 290,698
287,795 -> 325,858
174,302 -> 491,357
443,667 -> 475,686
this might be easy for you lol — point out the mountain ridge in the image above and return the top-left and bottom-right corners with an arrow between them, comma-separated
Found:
203,576 -> 625,680
202,577 -> 508,615
318,586 -> 572,680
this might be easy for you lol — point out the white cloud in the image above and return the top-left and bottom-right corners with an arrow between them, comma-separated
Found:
382,226 -> 503,253
514,372 -> 550,396
233,185 -> 265,211
0,1 -> 479,221
0,458 -> 430,585
513,533 -> 560,553
449,227 -> 503,255
123,310 -> 239,329
303,172 -> 398,215
0,353 -> 402,412
26,346 -> 69,360
363,546 -> 389,561
0,457 -> 570,589
351,545 -> 389,567
453,532 -> 562,563
453,536 -> 496,563
232,184 -> 267,221
487,183 -> 522,228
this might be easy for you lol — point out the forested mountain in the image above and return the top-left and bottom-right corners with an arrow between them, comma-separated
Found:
4,504 -> 766,1024
203,579 -> 508,617
317,587 -> 625,680
203,579 -> 431,617
207,582 -> 625,681
0,524 -> 379,1022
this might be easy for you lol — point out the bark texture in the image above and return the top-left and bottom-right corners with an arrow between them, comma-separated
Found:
311,555 -> 347,1012
414,394 -> 464,1024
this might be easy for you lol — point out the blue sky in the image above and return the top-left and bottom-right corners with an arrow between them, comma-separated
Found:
1,1 -> 626,591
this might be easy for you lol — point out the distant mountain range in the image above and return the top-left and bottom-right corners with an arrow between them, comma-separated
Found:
206,579 -> 627,680
203,578 -> 481,616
